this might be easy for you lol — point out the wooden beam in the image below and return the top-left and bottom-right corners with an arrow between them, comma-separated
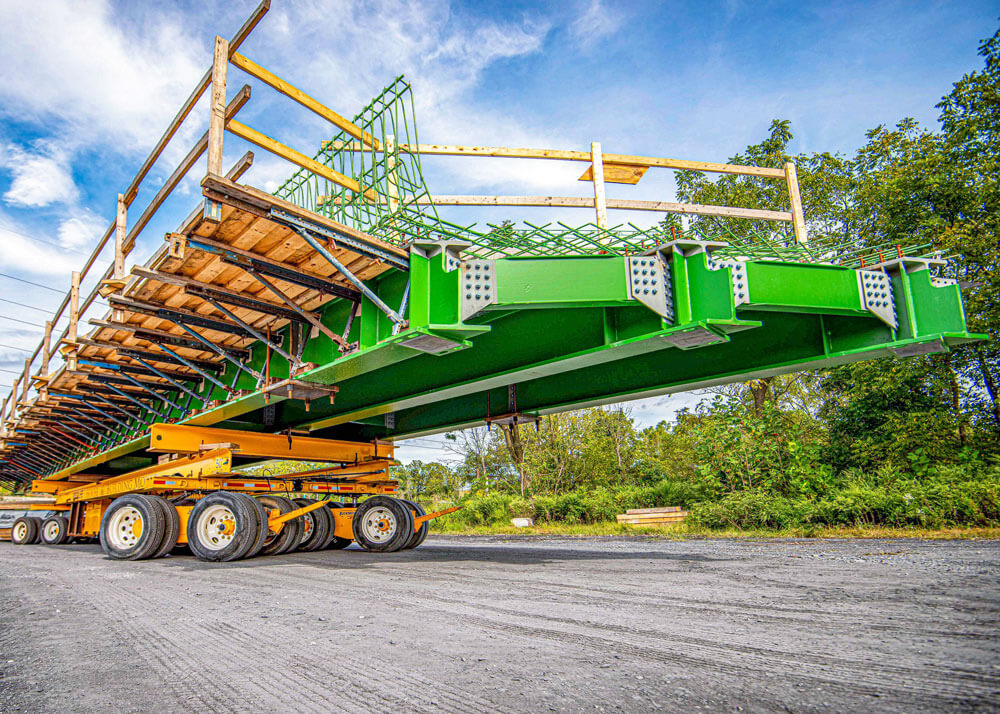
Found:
419,195 -> 793,222
21,359 -> 30,403
122,0 -> 268,205
126,85 -> 251,254
321,141 -> 786,178
208,36 -> 229,176
591,142 -> 608,230
29,2 -> 270,367
67,271 -> 80,344
578,162 -> 648,184
228,150 -> 255,182
229,52 -> 377,149
114,194 -> 126,279
40,320 -> 53,378
226,120 -> 377,202
785,162 -> 807,243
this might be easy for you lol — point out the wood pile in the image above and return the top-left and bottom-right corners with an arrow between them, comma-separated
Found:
616,506 -> 688,527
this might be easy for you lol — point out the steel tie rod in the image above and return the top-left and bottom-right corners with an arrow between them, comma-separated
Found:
292,227 -> 406,325
172,326 -> 262,383
155,342 -> 236,393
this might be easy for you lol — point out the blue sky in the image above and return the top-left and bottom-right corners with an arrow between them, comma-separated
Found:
0,0 -> 996,462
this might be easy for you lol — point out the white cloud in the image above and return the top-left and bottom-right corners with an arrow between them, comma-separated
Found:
0,143 -> 78,207
57,210 -> 105,250
570,0 -> 625,49
0,0 -> 204,152
0,213 -> 78,276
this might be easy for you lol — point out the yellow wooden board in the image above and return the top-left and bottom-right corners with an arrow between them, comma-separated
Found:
578,162 -> 649,184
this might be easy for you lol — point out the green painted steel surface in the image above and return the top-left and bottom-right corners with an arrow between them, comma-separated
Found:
14,78 -> 982,483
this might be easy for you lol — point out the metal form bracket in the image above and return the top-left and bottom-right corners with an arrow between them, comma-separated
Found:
154,343 -> 235,394
243,269 -> 349,349
114,345 -> 225,374
626,255 -> 674,321
291,226 -> 406,326
270,208 -> 410,271
204,298 -> 297,366
460,259 -> 497,321
186,236 -> 363,303
108,295 -> 256,339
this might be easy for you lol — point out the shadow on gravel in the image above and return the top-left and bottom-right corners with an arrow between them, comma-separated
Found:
156,541 -> 725,572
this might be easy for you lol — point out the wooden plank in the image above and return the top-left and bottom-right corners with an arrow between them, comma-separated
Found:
114,194 -> 127,279
616,512 -> 688,522
40,320 -> 53,378
225,121 -> 377,202
579,162 -> 648,184
200,174 -> 408,262
591,142 -> 608,230
126,86 -> 252,255
229,52 -> 377,149
421,195 -> 793,222
323,141 -> 787,178
121,0 -> 268,204
208,36 -> 229,175
625,506 -> 681,515
785,161 -> 807,243
67,272 -> 80,344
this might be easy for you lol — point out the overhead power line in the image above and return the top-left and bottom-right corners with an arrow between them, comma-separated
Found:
0,343 -> 32,353
0,272 -> 66,294
0,314 -> 44,328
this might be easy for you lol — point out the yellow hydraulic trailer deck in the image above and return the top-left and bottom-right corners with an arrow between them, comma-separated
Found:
9,424 -> 456,560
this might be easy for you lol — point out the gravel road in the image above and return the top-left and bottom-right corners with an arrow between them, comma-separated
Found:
1,536 -> 998,712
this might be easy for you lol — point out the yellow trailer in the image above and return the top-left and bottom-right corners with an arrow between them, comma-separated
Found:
12,424 -> 455,561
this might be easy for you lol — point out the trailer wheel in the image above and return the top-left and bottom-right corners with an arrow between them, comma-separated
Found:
11,516 -> 39,545
40,516 -> 70,545
352,496 -> 414,553
256,495 -> 302,556
293,498 -> 330,552
187,492 -> 258,562
148,496 -> 180,559
399,499 -> 429,550
322,502 -> 352,550
241,493 -> 269,559
100,495 -> 166,560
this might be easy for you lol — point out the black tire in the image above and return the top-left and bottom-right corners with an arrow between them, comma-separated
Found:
240,493 -> 269,559
399,499 -> 429,550
352,496 -> 415,553
40,516 -> 70,545
292,498 -> 330,552
322,502 -> 352,550
256,495 -> 302,556
187,492 -> 259,562
99,495 -> 166,561
11,516 -> 39,545
148,496 -> 180,559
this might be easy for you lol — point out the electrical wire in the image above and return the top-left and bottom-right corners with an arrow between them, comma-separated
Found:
0,224 -> 90,256
0,315 -> 42,328
0,343 -> 32,353
0,272 -> 65,294
0,297 -> 67,317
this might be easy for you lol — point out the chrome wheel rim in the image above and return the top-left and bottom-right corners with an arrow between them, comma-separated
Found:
108,506 -> 143,550
197,504 -> 237,551
299,511 -> 315,544
43,521 -> 59,542
361,506 -> 397,544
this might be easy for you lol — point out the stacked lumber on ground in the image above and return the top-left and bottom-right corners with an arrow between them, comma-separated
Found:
616,506 -> 688,527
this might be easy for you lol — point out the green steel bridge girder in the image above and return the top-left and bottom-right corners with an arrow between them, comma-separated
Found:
273,243 -> 981,438
43,241 -> 981,480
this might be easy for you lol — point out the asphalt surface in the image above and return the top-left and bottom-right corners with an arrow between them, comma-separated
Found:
1,535 -> 998,713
